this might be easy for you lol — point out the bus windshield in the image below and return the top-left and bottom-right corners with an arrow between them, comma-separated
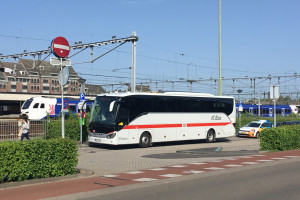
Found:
22,98 -> 33,109
89,96 -> 119,133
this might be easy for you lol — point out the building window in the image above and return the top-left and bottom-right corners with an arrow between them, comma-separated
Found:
11,85 -> 16,89
0,84 -> 7,89
43,86 -> 49,91
30,72 -> 38,75
22,85 -> 27,90
43,79 -> 49,83
52,80 -> 59,85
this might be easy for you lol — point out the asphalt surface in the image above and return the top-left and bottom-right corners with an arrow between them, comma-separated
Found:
76,136 -> 260,176
81,159 -> 300,200
0,136 -> 299,200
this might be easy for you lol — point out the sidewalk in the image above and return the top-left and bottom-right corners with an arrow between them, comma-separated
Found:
0,149 -> 299,200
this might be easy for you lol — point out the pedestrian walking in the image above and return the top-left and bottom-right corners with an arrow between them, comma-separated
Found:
19,117 -> 30,141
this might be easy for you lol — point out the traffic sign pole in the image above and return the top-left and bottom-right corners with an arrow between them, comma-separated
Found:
61,58 -> 65,138
51,36 -> 71,139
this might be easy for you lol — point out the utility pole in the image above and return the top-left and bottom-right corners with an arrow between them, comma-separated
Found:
131,31 -> 137,92
218,0 -> 222,96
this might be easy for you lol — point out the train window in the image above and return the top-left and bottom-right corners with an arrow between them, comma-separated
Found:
40,103 -> 45,109
33,103 -> 39,108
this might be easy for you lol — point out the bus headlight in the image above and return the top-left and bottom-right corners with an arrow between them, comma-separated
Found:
107,132 -> 116,139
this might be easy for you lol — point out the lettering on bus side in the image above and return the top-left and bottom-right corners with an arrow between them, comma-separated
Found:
211,115 -> 221,120
118,137 -> 128,140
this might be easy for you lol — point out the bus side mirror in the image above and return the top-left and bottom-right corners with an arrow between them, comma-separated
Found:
109,101 -> 116,112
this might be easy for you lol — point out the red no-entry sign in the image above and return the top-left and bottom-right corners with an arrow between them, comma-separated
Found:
51,36 -> 70,58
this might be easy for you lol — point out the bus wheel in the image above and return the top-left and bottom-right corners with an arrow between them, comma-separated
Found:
206,129 -> 215,143
139,132 -> 151,148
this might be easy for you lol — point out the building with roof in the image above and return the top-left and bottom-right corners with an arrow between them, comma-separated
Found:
0,59 -> 105,116
0,59 -> 105,95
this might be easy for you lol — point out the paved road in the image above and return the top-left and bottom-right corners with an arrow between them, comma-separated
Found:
77,136 -> 260,176
79,159 -> 300,200
0,143 -> 299,200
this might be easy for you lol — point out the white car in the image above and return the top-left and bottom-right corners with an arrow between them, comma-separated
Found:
238,120 -> 273,138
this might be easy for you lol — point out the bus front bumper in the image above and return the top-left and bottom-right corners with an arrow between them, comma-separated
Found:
88,136 -> 118,145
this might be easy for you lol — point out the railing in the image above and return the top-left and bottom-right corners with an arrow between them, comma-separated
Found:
0,120 -> 47,141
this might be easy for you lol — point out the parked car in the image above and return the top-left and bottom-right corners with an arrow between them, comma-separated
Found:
238,120 -> 273,138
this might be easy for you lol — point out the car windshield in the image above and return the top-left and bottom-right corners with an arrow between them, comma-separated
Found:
89,96 -> 119,126
22,99 -> 33,109
245,122 -> 261,128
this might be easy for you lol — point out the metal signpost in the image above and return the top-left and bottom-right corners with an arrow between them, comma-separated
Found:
270,85 -> 280,127
238,100 -> 243,131
50,36 -> 70,138
78,78 -> 86,144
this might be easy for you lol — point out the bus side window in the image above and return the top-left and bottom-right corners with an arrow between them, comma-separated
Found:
33,103 -> 39,109
40,103 -> 45,109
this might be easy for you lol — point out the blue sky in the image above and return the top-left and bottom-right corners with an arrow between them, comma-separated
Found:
0,0 -> 299,98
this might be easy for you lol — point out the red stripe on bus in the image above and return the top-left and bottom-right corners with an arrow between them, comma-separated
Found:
187,122 -> 231,127
123,122 -> 231,130
123,124 -> 180,129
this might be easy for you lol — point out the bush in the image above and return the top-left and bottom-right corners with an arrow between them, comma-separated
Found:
46,113 -> 89,141
0,138 -> 78,183
260,125 -> 300,151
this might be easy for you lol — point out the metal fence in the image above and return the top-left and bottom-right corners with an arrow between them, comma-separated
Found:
0,120 -> 47,141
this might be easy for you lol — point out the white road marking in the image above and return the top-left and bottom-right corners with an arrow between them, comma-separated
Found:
125,171 -> 144,174
257,160 -> 274,162
169,165 -> 187,168
241,162 -> 258,165
204,167 -> 224,170
102,175 -> 119,178
133,178 -> 158,182
160,174 -> 182,178
184,170 -> 205,174
271,157 -> 287,160
149,168 -> 166,171
189,162 -> 207,165
224,164 -> 243,168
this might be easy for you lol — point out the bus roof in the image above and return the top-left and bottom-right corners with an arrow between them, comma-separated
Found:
97,92 -> 234,99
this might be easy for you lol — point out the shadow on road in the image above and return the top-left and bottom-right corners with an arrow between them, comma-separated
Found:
86,138 -> 232,150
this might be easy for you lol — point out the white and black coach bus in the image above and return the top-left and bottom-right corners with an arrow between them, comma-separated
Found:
88,92 -> 236,148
